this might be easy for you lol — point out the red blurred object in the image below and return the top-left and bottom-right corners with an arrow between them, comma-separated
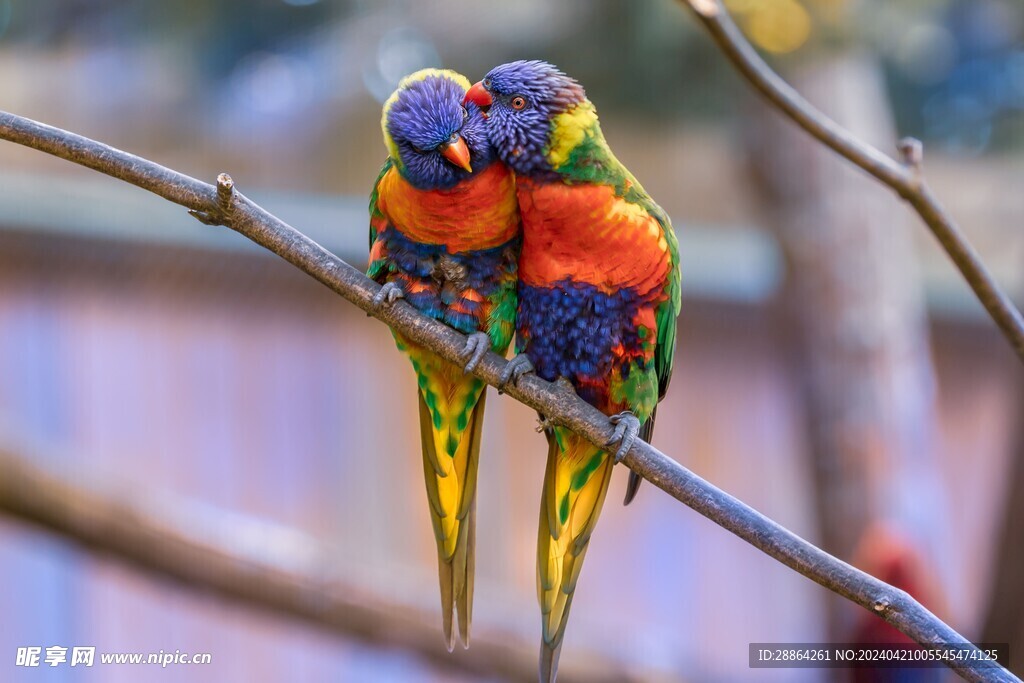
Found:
849,525 -> 943,683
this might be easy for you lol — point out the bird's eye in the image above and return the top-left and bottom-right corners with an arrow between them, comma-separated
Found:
448,132 -> 459,144
461,106 -> 469,120
510,95 -> 527,110
410,142 -> 425,154
483,78 -> 492,89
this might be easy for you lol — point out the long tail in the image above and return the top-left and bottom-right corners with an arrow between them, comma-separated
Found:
537,426 -> 615,682
414,360 -> 487,651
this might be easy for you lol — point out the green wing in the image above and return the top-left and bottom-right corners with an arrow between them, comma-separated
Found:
651,204 -> 681,401
607,153 -> 681,403
620,176 -> 681,505
367,158 -> 394,282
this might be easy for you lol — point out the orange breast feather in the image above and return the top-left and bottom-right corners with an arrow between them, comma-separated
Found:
377,162 -> 518,252
517,181 -> 672,295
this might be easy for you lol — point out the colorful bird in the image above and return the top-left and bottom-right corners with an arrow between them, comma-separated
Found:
465,60 -> 681,680
367,68 -> 520,651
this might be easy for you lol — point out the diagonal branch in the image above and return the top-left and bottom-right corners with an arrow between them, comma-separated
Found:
0,111 -> 1015,683
681,0 -> 1024,366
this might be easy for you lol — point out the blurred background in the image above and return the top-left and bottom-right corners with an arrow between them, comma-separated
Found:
0,0 -> 1022,681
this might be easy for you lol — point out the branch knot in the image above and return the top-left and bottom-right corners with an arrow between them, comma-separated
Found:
897,137 -> 924,193
687,0 -> 720,17
189,172 -> 236,226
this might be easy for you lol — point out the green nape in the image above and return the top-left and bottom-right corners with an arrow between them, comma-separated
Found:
550,113 -> 630,192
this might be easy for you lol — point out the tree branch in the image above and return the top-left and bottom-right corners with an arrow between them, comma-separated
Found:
0,444 -> 637,683
0,111 -> 1015,682
681,0 -> 1024,367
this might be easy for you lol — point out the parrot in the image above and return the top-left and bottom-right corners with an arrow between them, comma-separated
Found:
367,68 -> 521,651
464,60 -> 681,681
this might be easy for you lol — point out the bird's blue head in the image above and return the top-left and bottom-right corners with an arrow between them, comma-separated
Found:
464,60 -> 587,177
381,69 -> 494,190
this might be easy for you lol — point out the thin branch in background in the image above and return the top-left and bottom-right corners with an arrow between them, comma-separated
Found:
0,112 -> 1014,682
982,382 -> 1024,677
681,0 -> 1024,367
0,444 -> 640,683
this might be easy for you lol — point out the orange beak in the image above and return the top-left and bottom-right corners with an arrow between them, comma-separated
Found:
440,136 -> 473,173
463,81 -> 493,108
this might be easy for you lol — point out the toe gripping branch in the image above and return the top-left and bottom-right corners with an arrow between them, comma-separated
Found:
460,332 -> 491,374
372,282 -> 405,307
498,354 -> 534,394
607,411 -> 641,463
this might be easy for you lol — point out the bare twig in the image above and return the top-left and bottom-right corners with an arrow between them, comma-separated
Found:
0,111 -> 1015,682
0,444 -> 637,683
189,172 -> 235,225
681,0 -> 1024,366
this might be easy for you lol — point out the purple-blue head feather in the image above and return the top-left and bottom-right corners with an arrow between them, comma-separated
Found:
473,60 -> 586,177
382,69 -> 494,190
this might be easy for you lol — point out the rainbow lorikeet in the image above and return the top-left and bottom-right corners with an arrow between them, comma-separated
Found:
465,61 -> 681,681
367,68 -> 520,650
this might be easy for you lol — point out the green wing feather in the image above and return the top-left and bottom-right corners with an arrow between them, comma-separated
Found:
651,203 -> 681,402
367,158 -> 394,287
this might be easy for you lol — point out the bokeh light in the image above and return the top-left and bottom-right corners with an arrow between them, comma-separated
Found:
729,0 -> 811,54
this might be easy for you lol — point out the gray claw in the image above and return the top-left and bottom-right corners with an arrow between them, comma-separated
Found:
460,332 -> 491,374
373,282 -> 405,307
535,415 -> 555,433
606,411 -> 641,463
498,354 -> 534,393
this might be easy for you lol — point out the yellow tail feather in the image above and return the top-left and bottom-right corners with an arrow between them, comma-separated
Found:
536,428 -> 615,680
417,386 -> 487,650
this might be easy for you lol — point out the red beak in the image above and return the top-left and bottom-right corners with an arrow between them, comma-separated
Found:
463,81 -> 493,108
440,136 -> 472,173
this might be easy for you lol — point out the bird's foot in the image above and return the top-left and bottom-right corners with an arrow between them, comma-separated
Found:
460,332 -> 491,374
497,354 -> 534,394
535,415 -> 556,433
606,411 -> 641,463
373,282 -> 405,307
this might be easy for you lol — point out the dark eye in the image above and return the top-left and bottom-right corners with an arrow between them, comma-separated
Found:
410,142 -> 425,154
510,95 -> 527,110
448,132 -> 459,144
483,78 -> 492,89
